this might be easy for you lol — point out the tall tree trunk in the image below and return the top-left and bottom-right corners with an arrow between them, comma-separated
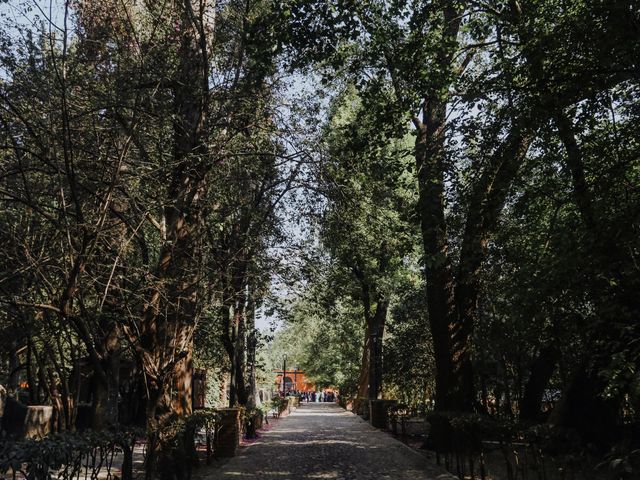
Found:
220,303 -> 235,405
245,294 -> 259,408
413,4 -> 469,412
231,297 -> 248,407
91,318 -> 122,429
548,362 -> 621,450
355,297 -> 388,401
412,3 -> 539,414
7,339 -> 20,395
354,269 -> 389,401
520,346 -> 558,422
367,300 -> 388,400
415,97 -> 458,410
356,324 -> 371,400
141,1 -> 210,477
417,102 -> 533,412
26,338 -> 38,404
92,356 -> 121,429
547,108 -> 635,443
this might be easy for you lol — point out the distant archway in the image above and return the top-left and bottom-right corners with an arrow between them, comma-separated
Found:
283,376 -> 294,392
275,370 -> 315,392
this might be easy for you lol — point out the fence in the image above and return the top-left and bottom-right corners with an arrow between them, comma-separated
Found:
0,406 -> 271,479
424,412 -> 637,480
0,428 -> 140,480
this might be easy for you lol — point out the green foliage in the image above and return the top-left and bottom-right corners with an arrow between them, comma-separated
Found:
0,427 -> 141,479
275,0 -> 640,442
270,396 -> 287,412
384,277 -> 435,407
266,294 -> 364,395
1,0 -> 640,471
180,410 -> 221,436
597,446 -> 640,479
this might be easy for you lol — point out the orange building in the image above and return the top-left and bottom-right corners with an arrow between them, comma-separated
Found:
274,368 -> 315,393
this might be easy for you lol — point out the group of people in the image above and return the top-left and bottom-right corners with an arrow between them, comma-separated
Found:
299,390 -> 336,403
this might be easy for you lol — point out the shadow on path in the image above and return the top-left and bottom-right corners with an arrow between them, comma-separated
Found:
203,402 -> 454,480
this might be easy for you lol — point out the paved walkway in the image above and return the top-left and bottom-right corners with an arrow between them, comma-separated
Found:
205,402 -> 454,480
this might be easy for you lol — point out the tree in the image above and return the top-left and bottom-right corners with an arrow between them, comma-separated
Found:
317,86 -> 418,400
282,0 -> 640,417
1,0 -> 292,476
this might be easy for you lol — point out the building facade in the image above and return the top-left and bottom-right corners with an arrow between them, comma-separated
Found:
274,369 -> 315,393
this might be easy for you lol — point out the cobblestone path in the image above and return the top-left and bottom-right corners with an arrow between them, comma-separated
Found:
205,402 -> 453,480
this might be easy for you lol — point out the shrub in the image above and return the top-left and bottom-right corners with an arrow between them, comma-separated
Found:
270,397 -> 286,413
0,427 -> 141,480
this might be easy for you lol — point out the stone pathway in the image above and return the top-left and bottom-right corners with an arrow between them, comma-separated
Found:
204,402 -> 454,480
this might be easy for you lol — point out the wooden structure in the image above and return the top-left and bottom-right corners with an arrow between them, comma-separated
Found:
193,368 -> 206,409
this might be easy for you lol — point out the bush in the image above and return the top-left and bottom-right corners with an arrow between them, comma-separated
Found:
270,397 -> 287,413
426,411 -> 500,455
0,427 -> 141,480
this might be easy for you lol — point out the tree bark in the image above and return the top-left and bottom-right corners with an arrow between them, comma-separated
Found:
231,297 -> 248,407
520,346 -> 558,422
415,97 -> 458,411
91,316 -> 122,429
413,4 -> 467,412
353,265 -> 389,401
367,300 -> 388,400
245,294 -> 259,408
548,362 -> 621,450
7,339 -> 20,395
356,324 -> 371,400
415,87 -> 534,414
548,108 -> 636,444
91,357 -> 121,429
26,338 -> 38,404
141,2 -> 210,477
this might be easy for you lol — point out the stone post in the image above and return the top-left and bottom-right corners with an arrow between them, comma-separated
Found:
215,408 -> 241,457
24,406 -> 53,438
369,399 -> 397,429
355,397 -> 370,420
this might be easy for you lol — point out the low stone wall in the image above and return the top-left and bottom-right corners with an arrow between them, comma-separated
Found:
24,406 -> 54,438
1,396 -> 53,439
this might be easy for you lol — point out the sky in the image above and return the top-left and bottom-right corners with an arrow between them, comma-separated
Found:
0,1 -> 67,33
0,0 -> 327,333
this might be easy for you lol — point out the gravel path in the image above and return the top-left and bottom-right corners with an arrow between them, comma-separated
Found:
205,402 -> 454,480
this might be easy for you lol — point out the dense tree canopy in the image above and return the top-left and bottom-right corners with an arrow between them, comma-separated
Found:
1,0 -> 639,478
